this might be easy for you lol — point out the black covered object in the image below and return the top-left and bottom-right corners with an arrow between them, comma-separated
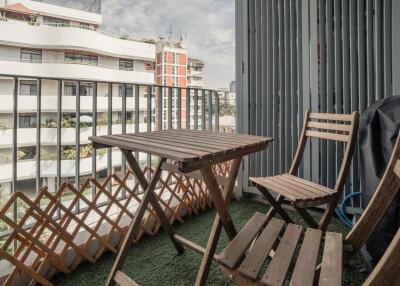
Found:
359,95 -> 400,269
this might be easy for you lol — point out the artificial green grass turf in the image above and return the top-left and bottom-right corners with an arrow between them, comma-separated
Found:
53,200 -> 367,285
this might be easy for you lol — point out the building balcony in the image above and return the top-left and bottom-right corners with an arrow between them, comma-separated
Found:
0,59 -> 155,84
0,20 -> 155,60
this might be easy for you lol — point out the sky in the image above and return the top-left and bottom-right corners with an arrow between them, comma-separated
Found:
41,0 -> 235,89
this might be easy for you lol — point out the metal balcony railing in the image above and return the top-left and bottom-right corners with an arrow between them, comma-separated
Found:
0,74 -> 220,218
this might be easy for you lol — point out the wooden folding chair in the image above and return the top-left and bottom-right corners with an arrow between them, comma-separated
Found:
250,111 -> 359,230
217,131 -> 400,286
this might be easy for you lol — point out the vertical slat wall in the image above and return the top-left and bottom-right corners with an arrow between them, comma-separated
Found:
237,0 -> 396,211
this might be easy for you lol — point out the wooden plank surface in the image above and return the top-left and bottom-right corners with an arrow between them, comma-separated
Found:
114,270 -> 139,286
218,212 -> 267,269
238,218 -> 285,280
319,232 -> 342,286
394,159 -> 400,179
290,228 -> 322,286
90,130 -> 272,164
262,223 -> 303,286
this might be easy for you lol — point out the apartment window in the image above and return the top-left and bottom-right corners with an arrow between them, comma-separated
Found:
119,59 -> 134,71
65,53 -> 98,65
118,85 -> 133,97
20,80 -> 38,96
64,81 -> 77,96
80,82 -> 94,97
172,66 -> 176,75
20,49 -> 42,63
80,22 -> 91,30
173,53 -> 176,65
19,114 -> 37,128
163,65 -> 167,74
43,16 -> 69,27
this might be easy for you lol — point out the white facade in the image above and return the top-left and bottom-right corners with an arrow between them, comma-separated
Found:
0,0 -> 157,196
187,58 -> 204,89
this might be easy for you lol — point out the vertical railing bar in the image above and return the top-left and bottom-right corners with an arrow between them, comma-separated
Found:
12,77 -> 18,195
326,0 -> 335,187
255,0 -> 262,176
366,0 -> 375,105
358,0 -> 367,112
194,89 -> 198,130
320,0 -> 327,186
284,0 -> 291,171
12,76 -> 18,251
261,0 -> 268,175
147,86 -> 152,177
168,86 -> 172,130
134,84 -> 140,159
158,86 -> 163,131
279,0 -> 286,173
290,0 -> 297,172
36,78 -> 41,193
214,91 -> 219,131
92,82 -> 97,198
186,88 -> 190,129
383,0 -> 392,99
56,80 -> 62,190
374,0 -> 383,101
350,0 -> 360,198
272,0 -> 280,175
201,89 -> 206,130
107,83 -> 112,192
266,0 -> 273,176
248,0 -> 255,177
297,0 -> 304,177
208,89 -> 212,131
177,87 -> 182,129
310,0 -> 319,182
75,81 -> 81,211
342,0 -> 352,198
121,84 -> 127,178
334,0 -> 343,186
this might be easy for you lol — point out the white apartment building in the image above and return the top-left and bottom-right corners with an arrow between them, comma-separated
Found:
187,58 -> 204,89
0,0 -> 156,196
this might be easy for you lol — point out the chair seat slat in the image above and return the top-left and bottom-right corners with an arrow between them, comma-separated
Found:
238,218 -> 285,280
319,232 -> 343,286
289,228 -> 323,286
261,224 -> 303,286
218,212 -> 267,269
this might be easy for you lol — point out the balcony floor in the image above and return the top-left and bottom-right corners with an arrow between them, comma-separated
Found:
52,200 -> 367,286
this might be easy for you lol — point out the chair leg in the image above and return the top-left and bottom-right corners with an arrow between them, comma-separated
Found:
256,186 -> 294,224
293,205 -> 319,229
318,196 -> 341,231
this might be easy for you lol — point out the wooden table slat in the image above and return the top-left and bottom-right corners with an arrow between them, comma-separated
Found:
90,136 -> 198,162
110,134 -> 210,157
131,131 -> 250,150
120,133 -> 224,154
164,129 -> 267,144
172,129 -> 270,141
90,130 -> 272,165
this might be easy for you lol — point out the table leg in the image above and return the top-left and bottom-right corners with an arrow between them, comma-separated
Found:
105,153 -> 183,286
195,158 -> 242,286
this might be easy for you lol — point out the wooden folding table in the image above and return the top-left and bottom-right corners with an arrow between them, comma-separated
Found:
89,129 -> 272,286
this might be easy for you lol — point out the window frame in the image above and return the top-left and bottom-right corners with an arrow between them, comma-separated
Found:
20,49 -> 42,63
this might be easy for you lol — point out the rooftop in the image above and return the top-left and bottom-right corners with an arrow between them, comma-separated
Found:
4,0 -> 102,25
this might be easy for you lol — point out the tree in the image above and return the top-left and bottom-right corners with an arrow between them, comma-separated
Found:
220,102 -> 236,116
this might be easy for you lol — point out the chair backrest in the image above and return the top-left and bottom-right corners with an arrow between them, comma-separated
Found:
344,134 -> 400,260
289,111 -> 359,194
362,159 -> 400,286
